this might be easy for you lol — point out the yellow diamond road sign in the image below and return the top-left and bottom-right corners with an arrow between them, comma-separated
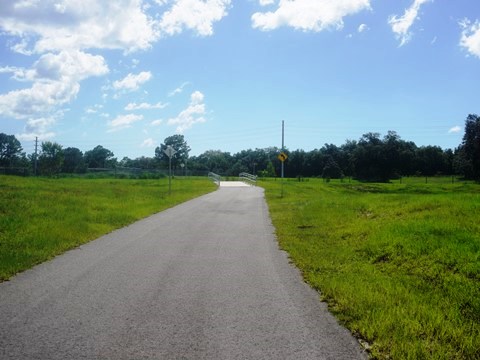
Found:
278,152 -> 288,162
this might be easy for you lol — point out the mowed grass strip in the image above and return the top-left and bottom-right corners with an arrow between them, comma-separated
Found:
0,176 -> 216,281
261,178 -> 480,359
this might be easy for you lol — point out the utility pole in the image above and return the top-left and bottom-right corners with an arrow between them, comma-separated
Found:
34,137 -> 38,176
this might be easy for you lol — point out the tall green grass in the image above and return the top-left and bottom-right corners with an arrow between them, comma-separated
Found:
0,176 -> 216,281
261,178 -> 480,359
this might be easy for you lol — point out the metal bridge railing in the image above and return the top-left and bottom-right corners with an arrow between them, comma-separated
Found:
239,172 -> 257,185
208,172 -> 221,185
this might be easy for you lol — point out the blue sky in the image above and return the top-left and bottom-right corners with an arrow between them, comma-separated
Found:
1,0 -> 479,158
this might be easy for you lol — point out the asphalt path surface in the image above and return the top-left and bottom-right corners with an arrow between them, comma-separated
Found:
0,184 -> 366,359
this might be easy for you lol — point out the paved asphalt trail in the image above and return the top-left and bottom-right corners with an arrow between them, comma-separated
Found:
0,184 -> 366,359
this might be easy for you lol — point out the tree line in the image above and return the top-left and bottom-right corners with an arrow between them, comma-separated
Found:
1,114 -> 479,182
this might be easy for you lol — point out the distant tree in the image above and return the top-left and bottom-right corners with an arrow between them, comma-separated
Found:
261,147 -> 282,177
39,141 -> 64,176
453,146 -> 469,177
457,114 -> 480,180
0,133 -> 23,167
62,147 -> 86,173
383,131 -> 402,177
258,161 -> 276,178
265,161 -> 276,177
230,161 -> 249,175
120,156 -> 156,169
353,132 -> 392,182
383,131 -> 420,177
127,130 -> 465,180
397,141 -> 417,176
234,148 -> 268,176
287,149 -> 306,177
84,145 -> 115,168
442,148 -> 455,175
339,140 -> 357,177
134,156 -> 156,169
303,149 -> 325,177
322,156 -> 343,179
194,150 -> 232,174
231,149 -> 261,176
416,146 -> 446,176
155,134 -> 190,169
119,157 -> 134,168
15,153 -> 30,169
320,144 -> 344,177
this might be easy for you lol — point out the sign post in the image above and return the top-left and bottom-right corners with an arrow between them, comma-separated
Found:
163,145 -> 177,195
278,151 -> 287,198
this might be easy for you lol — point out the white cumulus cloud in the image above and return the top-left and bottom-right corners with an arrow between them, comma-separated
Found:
460,19 -> 480,58
0,50 -> 108,119
0,81 -> 78,120
85,104 -> 104,114
28,50 -> 108,82
141,138 -> 156,147
388,0 -> 432,47
0,50 -> 108,138
17,117 -> 56,141
259,0 -> 275,6
125,102 -> 168,111
0,2 -> 152,138
190,90 -> 205,104
358,23 -> 368,33
0,0 -> 159,54
151,119 -> 164,126
159,0 -> 231,37
113,71 -> 152,92
108,113 -> 144,132
167,90 -> 207,133
168,82 -> 190,97
448,126 -> 462,134
251,0 -> 371,32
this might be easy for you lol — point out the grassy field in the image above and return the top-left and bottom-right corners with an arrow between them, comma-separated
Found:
261,178 -> 480,359
0,176 -> 216,281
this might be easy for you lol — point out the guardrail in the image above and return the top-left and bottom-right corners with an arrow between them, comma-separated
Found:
239,172 -> 257,185
208,172 -> 221,185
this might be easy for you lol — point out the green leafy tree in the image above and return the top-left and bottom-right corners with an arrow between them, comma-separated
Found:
286,149 -> 306,177
322,156 -> 344,179
84,145 -> 116,168
39,141 -> 64,176
119,157 -> 134,168
265,161 -> 276,177
0,133 -> 23,167
196,150 -> 232,174
62,147 -> 86,173
353,132 -> 391,182
155,135 -> 190,169
231,149 -> 267,176
230,161 -> 249,175
120,156 -> 156,169
339,140 -> 357,177
457,114 -> 480,180
416,146 -> 446,176
304,149 -> 326,177
383,131 -> 418,177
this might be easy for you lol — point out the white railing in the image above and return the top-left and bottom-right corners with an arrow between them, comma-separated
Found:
208,172 -> 221,185
239,172 -> 257,185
